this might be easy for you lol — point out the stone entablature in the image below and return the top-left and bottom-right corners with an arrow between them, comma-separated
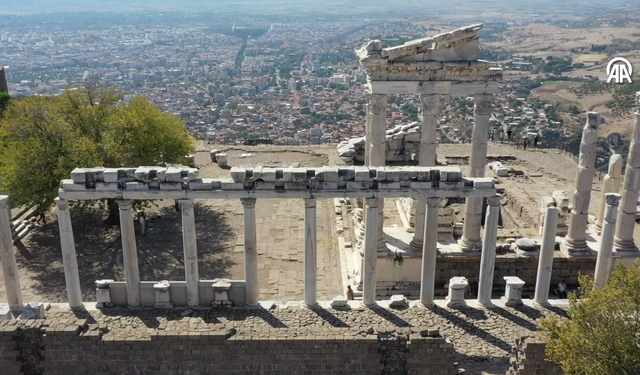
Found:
60,165 -> 496,200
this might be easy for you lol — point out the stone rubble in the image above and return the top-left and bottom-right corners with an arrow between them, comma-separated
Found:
337,122 -> 424,165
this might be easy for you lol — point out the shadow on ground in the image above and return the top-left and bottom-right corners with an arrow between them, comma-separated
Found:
15,202 -> 236,302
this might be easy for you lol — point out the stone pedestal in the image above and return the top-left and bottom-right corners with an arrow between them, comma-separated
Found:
593,154 -> 623,235
534,207 -> 560,307
477,195 -> 502,306
153,280 -> 173,309
562,113 -> 605,256
503,276 -> 525,307
210,149 -> 221,162
95,279 -> 114,308
595,193 -> 621,288
614,97 -> 640,254
0,196 -> 23,312
117,199 -> 141,307
181,199 -> 200,307
212,279 -> 232,307
242,199 -> 259,306
331,295 -> 348,309
216,153 -> 228,168
461,94 -> 493,252
56,198 -> 83,308
446,277 -> 468,308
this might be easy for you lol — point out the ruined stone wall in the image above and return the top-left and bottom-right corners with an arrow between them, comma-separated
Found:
506,335 -> 565,375
0,319 -> 457,375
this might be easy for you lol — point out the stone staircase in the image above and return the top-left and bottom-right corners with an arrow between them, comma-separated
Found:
10,205 -> 37,244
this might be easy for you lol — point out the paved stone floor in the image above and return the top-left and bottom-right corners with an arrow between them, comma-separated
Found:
27,299 -> 567,375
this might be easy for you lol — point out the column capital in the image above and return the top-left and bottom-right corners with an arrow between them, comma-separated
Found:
56,197 -> 70,210
116,199 -> 133,210
180,199 -> 195,209
365,197 -> 379,208
426,197 -> 440,208
420,95 -> 442,114
473,94 -> 494,115
605,193 -> 622,206
488,195 -> 503,206
304,198 -> 316,209
241,198 -> 256,208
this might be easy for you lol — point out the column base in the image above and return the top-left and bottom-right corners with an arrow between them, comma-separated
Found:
458,237 -> 482,252
589,222 -> 603,237
416,302 -> 434,309
409,239 -> 423,253
613,237 -> 639,255
377,238 -> 389,255
560,237 -> 591,257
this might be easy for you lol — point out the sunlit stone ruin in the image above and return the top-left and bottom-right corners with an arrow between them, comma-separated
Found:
1,24 -> 640,375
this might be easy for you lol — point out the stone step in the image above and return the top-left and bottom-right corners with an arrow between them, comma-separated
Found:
12,222 -> 34,244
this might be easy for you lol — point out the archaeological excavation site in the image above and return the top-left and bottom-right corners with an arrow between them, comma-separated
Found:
1,24 -> 639,375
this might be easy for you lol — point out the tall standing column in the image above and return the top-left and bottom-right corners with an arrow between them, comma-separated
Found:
561,113 -> 605,256
363,198 -> 380,306
411,95 -> 442,252
534,206 -> 560,306
0,196 -> 23,311
180,199 -> 199,307
419,198 -> 441,307
117,199 -> 141,307
477,195 -> 501,306
595,193 -> 621,288
56,198 -> 83,308
594,154 -> 623,235
460,94 -> 493,252
304,198 -> 317,306
242,198 -> 259,306
614,94 -> 640,254
366,93 -> 388,253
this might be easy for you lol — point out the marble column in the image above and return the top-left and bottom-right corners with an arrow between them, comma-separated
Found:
117,199 -> 141,307
363,198 -> 380,306
460,94 -> 493,252
366,93 -> 388,253
561,113 -> 605,256
419,198 -> 441,307
614,94 -> 640,254
304,198 -> 317,306
242,198 -> 259,306
534,206 -> 560,306
180,199 -> 199,307
594,154 -> 623,235
56,198 -> 83,308
0,196 -> 22,311
477,195 -> 501,306
595,193 -> 621,288
411,95 -> 442,252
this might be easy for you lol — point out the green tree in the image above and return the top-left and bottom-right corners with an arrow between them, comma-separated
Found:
0,85 -> 194,223
0,92 -> 10,118
539,260 -> 640,375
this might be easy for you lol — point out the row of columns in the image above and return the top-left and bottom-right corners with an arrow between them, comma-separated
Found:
364,92 -> 495,253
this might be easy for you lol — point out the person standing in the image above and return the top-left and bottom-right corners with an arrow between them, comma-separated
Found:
507,128 -> 513,143
346,285 -> 355,300
558,280 -> 567,299
534,133 -> 540,149
523,137 -> 528,151
139,213 -> 146,236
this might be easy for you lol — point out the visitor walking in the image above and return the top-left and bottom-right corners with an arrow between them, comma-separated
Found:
534,133 -> 540,149
523,137 -> 528,151
139,213 -> 146,236
36,206 -> 47,225
507,128 -> 512,143
346,285 -> 355,300
557,280 -> 567,298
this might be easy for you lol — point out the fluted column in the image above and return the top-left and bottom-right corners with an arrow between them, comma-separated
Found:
56,198 -> 83,308
366,93 -> 388,253
242,198 -> 259,306
363,198 -> 380,306
304,198 -> 317,306
534,206 -> 559,306
181,199 -> 199,307
561,113 -> 605,256
477,195 -> 501,306
0,196 -> 23,311
411,95 -> 442,252
117,199 -> 141,307
594,154 -> 623,235
595,193 -> 621,288
460,94 -> 493,252
614,95 -> 640,254
419,198 -> 440,307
